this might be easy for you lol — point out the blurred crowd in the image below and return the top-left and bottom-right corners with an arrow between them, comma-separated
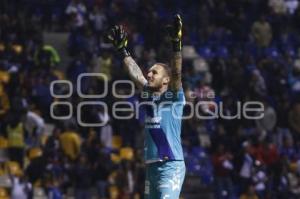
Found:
1,0 -> 300,199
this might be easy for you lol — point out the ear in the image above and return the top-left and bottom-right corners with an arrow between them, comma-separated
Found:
163,76 -> 170,85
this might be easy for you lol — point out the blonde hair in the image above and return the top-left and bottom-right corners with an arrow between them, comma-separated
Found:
156,63 -> 171,77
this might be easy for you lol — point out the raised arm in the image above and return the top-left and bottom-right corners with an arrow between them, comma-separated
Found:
123,56 -> 147,89
168,14 -> 183,92
170,51 -> 182,91
106,25 -> 147,89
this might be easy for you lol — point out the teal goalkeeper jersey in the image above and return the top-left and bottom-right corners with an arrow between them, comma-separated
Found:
142,86 -> 185,163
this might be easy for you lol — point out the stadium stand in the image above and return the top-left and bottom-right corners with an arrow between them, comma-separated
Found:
1,0 -> 300,198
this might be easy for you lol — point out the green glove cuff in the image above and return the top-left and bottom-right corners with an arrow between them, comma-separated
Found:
172,40 -> 182,52
118,47 -> 131,59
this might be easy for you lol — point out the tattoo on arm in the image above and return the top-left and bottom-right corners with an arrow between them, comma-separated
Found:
171,52 -> 182,91
124,56 -> 147,88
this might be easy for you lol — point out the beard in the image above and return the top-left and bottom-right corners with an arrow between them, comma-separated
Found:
148,85 -> 161,92
147,81 -> 163,92
147,76 -> 169,92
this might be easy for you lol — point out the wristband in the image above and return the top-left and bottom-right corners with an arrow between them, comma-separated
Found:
172,39 -> 182,52
118,47 -> 131,59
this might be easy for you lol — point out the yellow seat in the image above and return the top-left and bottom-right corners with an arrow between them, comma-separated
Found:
0,43 -> 5,51
40,134 -> 48,146
0,137 -> 7,149
109,185 -> 119,199
120,147 -> 134,160
28,147 -> 43,160
0,169 -> 5,176
112,135 -> 122,149
134,193 -> 140,199
290,162 -> 298,172
108,171 -> 117,182
33,179 -> 42,187
0,187 -> 8,198
110,154 -> 121,164
0,162 -> 5,176
0,71 -> 9,84
5,161 -> 22,176
52,70 -> 65,80
12,44 -> 23,54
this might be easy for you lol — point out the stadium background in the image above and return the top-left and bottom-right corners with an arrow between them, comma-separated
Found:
1,0 -> 300,198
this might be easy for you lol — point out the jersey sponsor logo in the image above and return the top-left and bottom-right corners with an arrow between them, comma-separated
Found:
145,116 -> 161,128
145,124 -> 161,129
145,116 -> 161,124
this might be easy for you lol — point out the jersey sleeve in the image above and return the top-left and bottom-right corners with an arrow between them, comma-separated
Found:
175,87 -> 185,103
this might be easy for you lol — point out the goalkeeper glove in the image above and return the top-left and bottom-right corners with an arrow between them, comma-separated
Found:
166,14 -> 182,52
106,25 -> 130,58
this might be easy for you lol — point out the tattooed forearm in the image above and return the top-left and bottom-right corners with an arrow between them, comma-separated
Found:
171,52 -> 182,90
124,56 -> 147,88
173,52 -> 182,76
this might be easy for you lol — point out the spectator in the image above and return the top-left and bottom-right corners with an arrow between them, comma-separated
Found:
97,106 -> 113,148
251,15 -> 273,47
249,69 -> 267,98
212,143 -> 235,199
10,173 -> 33,199
88,6 -> 107,35
44,127 -> 61,159
272,127 -> 293,149
92,50 -> 113,82
269,0 -> 287,15
65,0 -> 87,29
280,137 -> 296,160
240,184 -> 259,199
59,124 -> 81,161
6,114 -> 25,167
274,163 -> 289,198
288,102 -> 300,136
34,39 -> 61,70
46,176 -> 63,199
114,164 -> 131,199
73,155 -> 92,199
252,160 -> 268,199
22,107 -> 45,146
285,0 -> 299,15
238,141 -> 254,195
82,130 -> 101,164
0,72 -> 10,119
289,59 -> 300,96
0,84 -> 9,120
255,100 -> 277,134
25,155 -> 47,185
94,152 -> 111,199
287,165 -> 300,198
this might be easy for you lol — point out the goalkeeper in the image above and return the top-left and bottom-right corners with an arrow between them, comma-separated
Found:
107,14 -> 185,199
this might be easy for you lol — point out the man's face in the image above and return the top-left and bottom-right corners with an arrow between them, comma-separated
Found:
147,64 -> 170,90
